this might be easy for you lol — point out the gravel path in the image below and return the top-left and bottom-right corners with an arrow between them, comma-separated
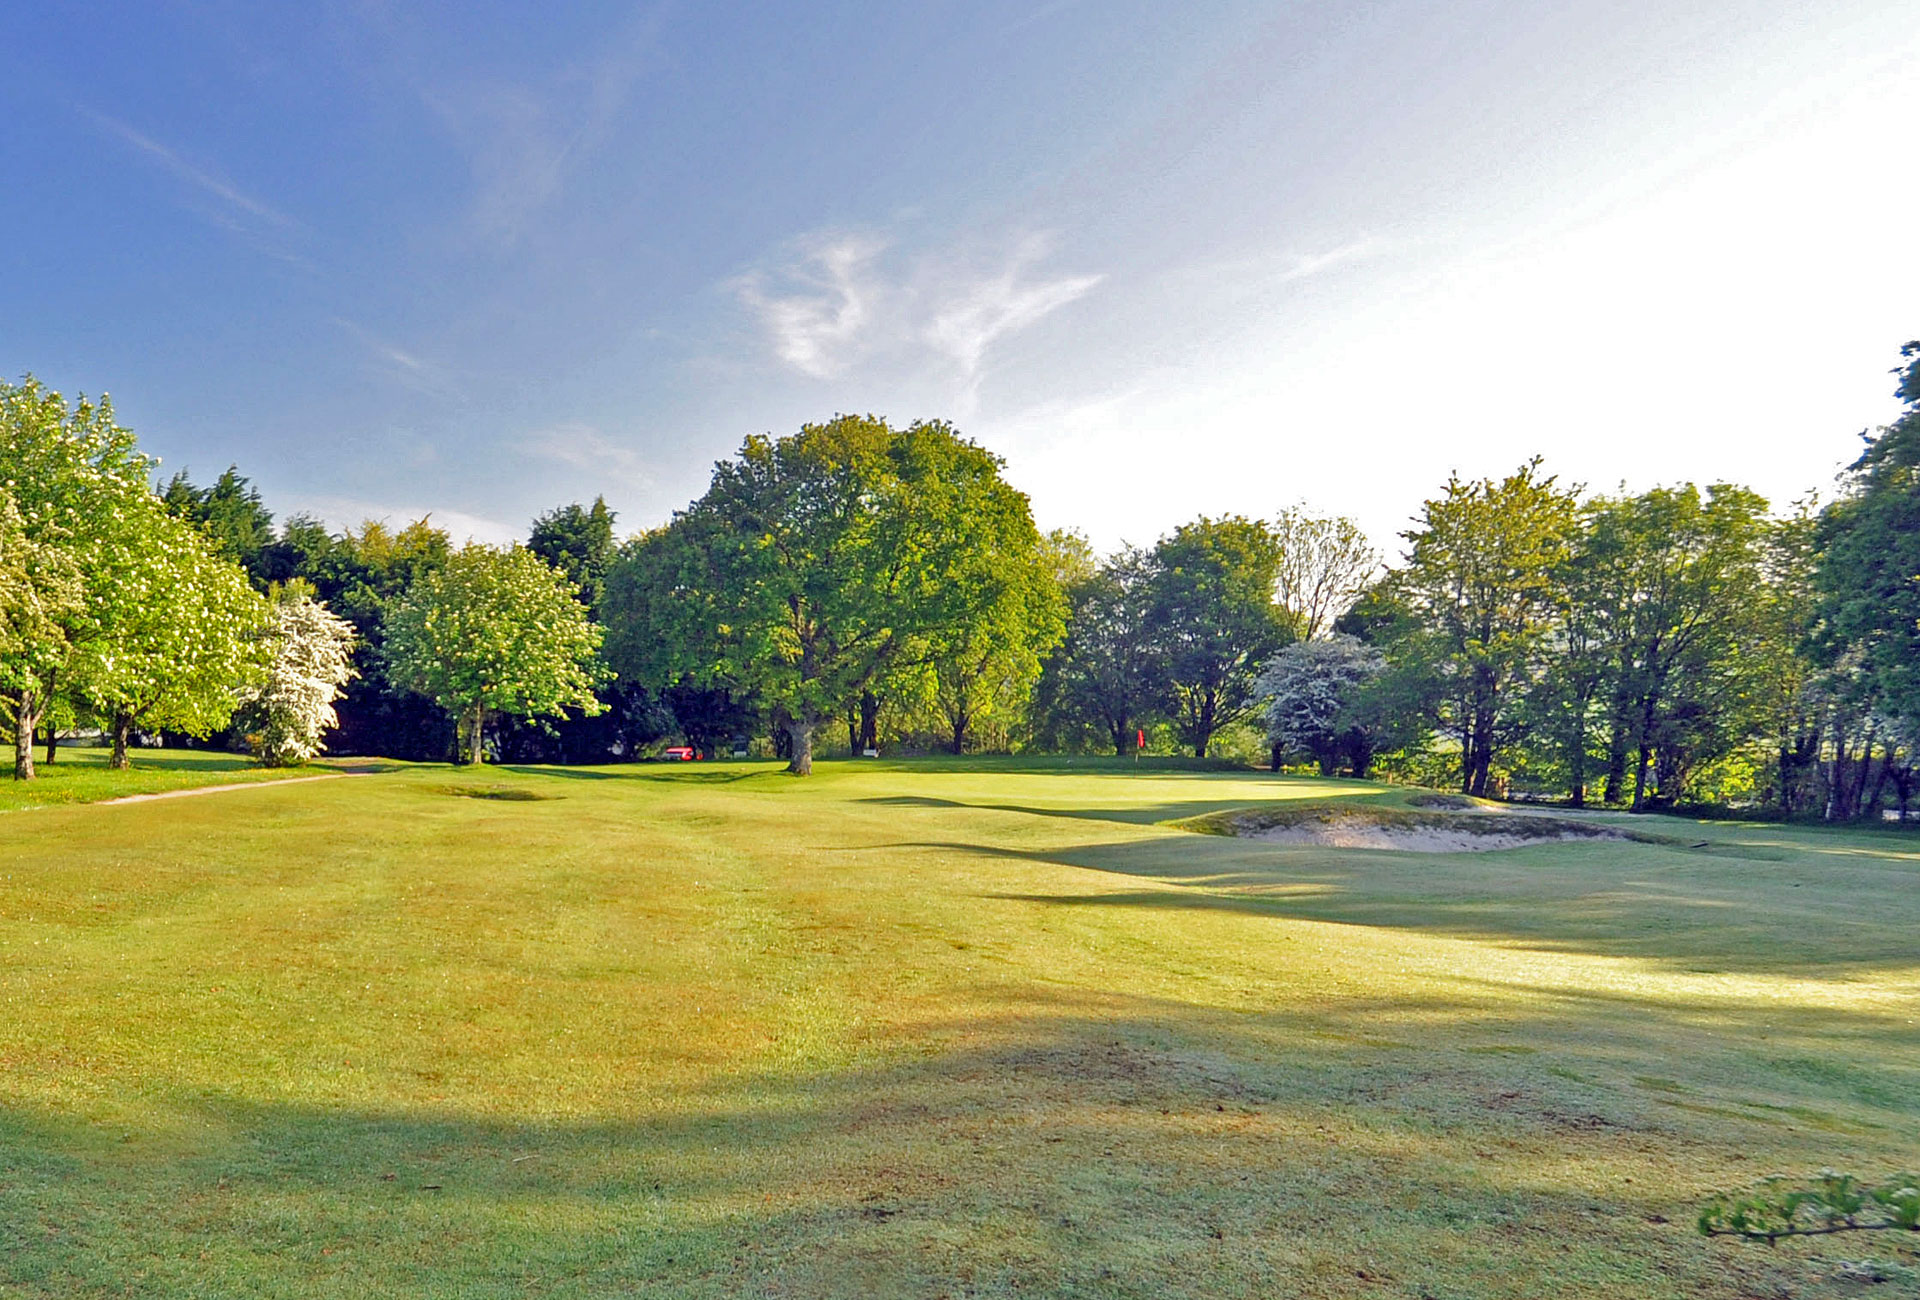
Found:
96,772 -> 353,806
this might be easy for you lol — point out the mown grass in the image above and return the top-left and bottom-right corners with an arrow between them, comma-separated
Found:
2,758 -> 1918,1297
0,742 -> 334,812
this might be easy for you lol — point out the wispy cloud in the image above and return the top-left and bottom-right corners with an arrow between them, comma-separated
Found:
925,236 -> 1103,380
731,233 -> 888,378
423,10 -> 662,247
524,422 -> 653,490
1278,236 -> 1387,281
732,230 -> 1102,387
87,110 -> 298,234
331,318 -> 462,399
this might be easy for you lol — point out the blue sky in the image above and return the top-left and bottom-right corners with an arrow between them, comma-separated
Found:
4,1 -> 1917,552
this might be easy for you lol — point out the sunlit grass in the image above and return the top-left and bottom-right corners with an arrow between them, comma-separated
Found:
2,759 -> 1917,1296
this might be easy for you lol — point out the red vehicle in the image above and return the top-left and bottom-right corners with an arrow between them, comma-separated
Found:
662,746 -> 697,761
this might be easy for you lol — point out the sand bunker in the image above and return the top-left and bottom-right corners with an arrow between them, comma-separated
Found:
1173,799 -> 1652,853
1252,823 -> 1606,852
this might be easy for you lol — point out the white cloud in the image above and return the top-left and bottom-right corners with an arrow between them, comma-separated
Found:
732,230 -> 1102,389
731,233 -> 887,378
523,422 -> 653,489
925,236 -> 1104,380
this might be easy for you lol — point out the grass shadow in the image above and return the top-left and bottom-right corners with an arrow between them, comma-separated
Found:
1,1002 -> 1883,1299
891,828 -> 1920,975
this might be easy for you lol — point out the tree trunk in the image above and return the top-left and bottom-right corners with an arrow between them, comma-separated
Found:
463,705 -> 487,765
1463,692 -> 1495,797
846,703 -> 859,756
13,687 -> 39,781
1109,717 -> 1130,757
111,711 -> 133,770
1864,735 -> 1893,821
786,716 -> 814,776
1824,714 -> 1848,822
1602,709 -> 1629,804
1190,690 -> 1217,759
1347,730 -> 1375,780
1270,742 -> 1283,773
950,710 -> 968,756
43,721 -> 58,766
1566,687 -> 1590,808
858,692 -> 880,753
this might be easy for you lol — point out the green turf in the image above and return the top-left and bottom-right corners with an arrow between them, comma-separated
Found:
3,759 -> 1917,1297
0,742 -> 337,811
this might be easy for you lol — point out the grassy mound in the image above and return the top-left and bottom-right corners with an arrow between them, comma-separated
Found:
1404,791 -> 1486,811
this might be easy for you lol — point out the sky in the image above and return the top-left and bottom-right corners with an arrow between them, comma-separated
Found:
3,1 -> 1917,557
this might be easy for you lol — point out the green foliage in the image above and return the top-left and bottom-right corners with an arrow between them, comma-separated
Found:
0,377 -> 164,777
1816,344 -> 1920,730
1034,546 -> 1159,755
1700,1171 -> 1920,1243
1386,459 -> 1581,795
161,465 -> 276,587
0,493 -> 82,704
616,415 -> 1044,772
1143,516 -> 1293,757
385,544 -> 607,764
1581,483 -> 1775,808
71,500 -> 271,764
917,461 -> 1067,755
528,497 -> 617,615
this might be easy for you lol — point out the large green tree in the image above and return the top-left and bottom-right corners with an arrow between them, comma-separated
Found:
74,505 -> 270,768
1816,343 -> 1920,732
1143,516 -> 1292,757
1583,484 -> 1773,809
385,544 -> 606,764
634,415 -> 1038,774
1036,547 -> 1158,756
917,468 -> 1067,755
0,378 -> 159,779
601,517 -> 751,756
1392,459 -> 1580,796
0,493 -> 83,767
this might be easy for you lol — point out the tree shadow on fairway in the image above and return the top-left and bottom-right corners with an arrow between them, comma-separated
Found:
0,1003 -> 1879,1300
861,790 -> 1392,828
492,764 -> 776,786
895,829 -> 1920,976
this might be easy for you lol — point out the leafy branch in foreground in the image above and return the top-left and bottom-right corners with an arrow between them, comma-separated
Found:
1699,1171 -> 1920,1243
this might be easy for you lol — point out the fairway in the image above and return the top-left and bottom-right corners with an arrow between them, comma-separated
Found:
4,761 -> 1918,1297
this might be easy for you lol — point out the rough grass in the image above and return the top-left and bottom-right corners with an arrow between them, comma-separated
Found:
2,758 -> 1918,1297
0,742 -> 333,812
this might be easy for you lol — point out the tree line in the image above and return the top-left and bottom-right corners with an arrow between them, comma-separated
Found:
4,340 -> 1918,820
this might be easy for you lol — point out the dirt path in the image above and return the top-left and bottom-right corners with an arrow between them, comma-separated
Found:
97,772 -> 358,806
